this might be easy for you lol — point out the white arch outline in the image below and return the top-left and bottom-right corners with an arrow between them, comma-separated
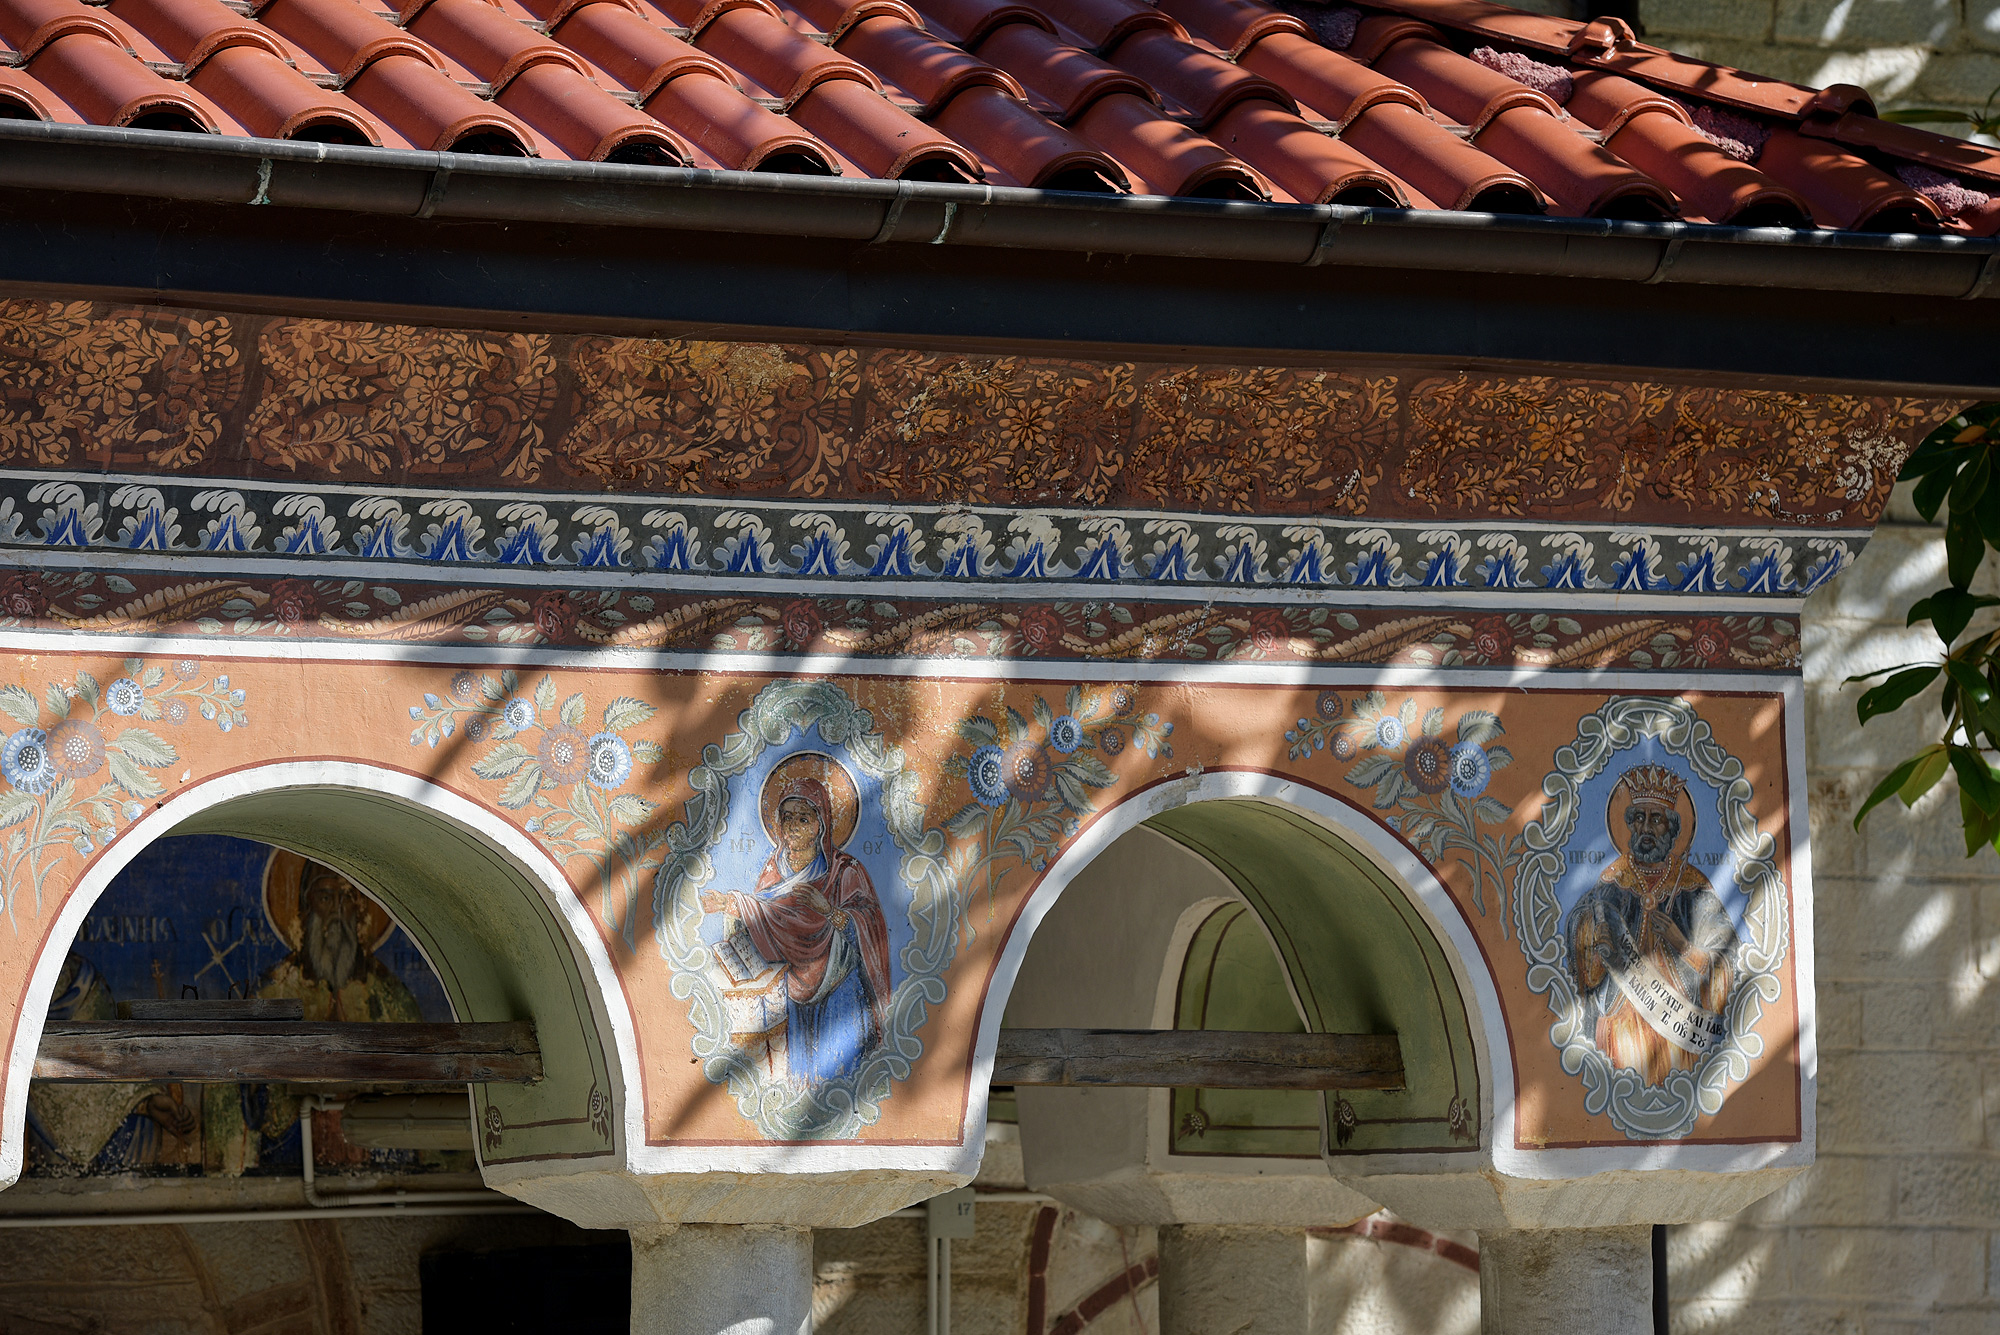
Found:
0,760 -> 647,1192
970,769 -> 1808,1183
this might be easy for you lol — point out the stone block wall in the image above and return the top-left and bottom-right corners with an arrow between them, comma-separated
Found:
1640,0 -> 2000,128
1674,499 -> 2000,1332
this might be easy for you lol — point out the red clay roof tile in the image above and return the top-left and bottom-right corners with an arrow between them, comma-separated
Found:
834,14 -> 1021,112
4,0 -> 1998,232
1073,88 -> 1260,195
976,19 -> 1152,121
929,81 -> 1122,186
1105,26 -> 1292,125
190,43 -> 381,142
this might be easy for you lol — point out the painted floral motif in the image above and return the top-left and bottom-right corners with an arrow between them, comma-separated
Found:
1291,692 -> 1523,925
247,321 -> 559,481
0,571 -> 1811,671
406,672 -> 663,944
0,302 -> 242,470
943,686 -> 1171,926
0,660 -> 239,922
0,299 -> 1953,529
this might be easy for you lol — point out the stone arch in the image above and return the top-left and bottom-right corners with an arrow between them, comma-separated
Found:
981,769 -> 1510,1223
1,760 -> 642,1199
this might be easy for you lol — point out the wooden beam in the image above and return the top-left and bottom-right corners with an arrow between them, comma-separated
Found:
993,1029 -> 1403,1091
34,1021 -> 541,1085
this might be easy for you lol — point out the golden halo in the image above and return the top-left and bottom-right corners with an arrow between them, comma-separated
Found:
759,752 -> 860,850
1605,766 -> 1698,865
262,848 -> 398,954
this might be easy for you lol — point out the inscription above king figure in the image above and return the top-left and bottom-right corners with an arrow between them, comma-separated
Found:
1562,763 -> 1741,1086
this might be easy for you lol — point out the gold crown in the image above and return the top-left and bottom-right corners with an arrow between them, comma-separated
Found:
1617,763 -> 1686,811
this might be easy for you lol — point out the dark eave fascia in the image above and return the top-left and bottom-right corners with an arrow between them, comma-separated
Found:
2,119 -> 2000,393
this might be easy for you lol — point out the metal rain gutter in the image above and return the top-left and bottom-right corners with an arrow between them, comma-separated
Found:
1,119 -> 1997,299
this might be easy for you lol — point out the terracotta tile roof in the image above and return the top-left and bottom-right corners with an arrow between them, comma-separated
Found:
3,0 -> 1999,233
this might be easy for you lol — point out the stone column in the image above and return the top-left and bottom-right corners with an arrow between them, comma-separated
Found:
1158,1225 -> 1313,1334
629,1224 -> 814,1335
1476,1226 -> 1652,1335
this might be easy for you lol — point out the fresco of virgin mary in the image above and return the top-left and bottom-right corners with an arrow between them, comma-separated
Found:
702,771 -> 893,1089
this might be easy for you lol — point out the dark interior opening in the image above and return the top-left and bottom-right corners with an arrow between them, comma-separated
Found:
125,111 -> 207,134
1724,199 -> 1811,229
900,153 -> 980,185
1038,164 -> 1125,194
0,96 -> 39,122
1464,183 -> 1545,215
421,1243 -> 629,1333
754,149 -> 836,176
1189,175 -> 1266,201
1593,192 -> 1678,222
605,137 -> 683,167
1329,182 -> 1403,208
446,130 -> 530,157
290,119 -> 372,147
1856,204 -> 1942,234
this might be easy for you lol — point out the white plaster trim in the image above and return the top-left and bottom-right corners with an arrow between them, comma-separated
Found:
0,761 -> 648,1191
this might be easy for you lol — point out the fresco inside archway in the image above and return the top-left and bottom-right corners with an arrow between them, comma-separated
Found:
25,833 -> 457,1178
0,651 -> 1802,1160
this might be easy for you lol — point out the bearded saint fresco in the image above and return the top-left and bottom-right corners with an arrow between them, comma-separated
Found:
254,855 -> 422,1024
701,762 -> 892,1089
1564,764 -> 1739,1086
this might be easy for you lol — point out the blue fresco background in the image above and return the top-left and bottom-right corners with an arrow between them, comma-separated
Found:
1550,737 -> 1748,936
71,834 -> 450,1019
694,722 -> 911,999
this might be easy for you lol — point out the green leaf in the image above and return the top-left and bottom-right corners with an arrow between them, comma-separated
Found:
0,685 -> 38,728
1900,433 -> 1974,478
1420,706 -> 1445,737
1911,589 -> 2000,645
1951,746 -> 2000,814
533,674 -> 557,715
946,803 -> 987,838
631,740 -> 663,764
1949,659 -> 1995,717
43,682 -> 67,721
1032,696 -> 1053,728
1346,755 -> 1397,787
72,672 -> 99,709
560,692 -> 587,728
1947,507 -> 1986,590
601,697 -> 655,732
499,764 -> 543,809
0,790 -> 36,830
472,741 -> 536,779
1856,753 -> 1927,828
1486,745 -> 1513,772
107,728 -> 175,768
1857,665 -> 1941,724
1456,711 -> 1504,746
1064,753 -> 1116,787
105,750 -> 163,800
607,794 -> 656,824
1962,783 -> 2000,856
1951,447 -> 1992,516
1903,745 -> 1951,807
955,716 -> 999,747
1914,464 -> 1958,523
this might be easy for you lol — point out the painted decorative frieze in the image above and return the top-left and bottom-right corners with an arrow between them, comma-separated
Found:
0,569 -> 1806,670
0,300 -> 1950,531
0,471 -> 1861,600
0,649 -> 1803,1164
